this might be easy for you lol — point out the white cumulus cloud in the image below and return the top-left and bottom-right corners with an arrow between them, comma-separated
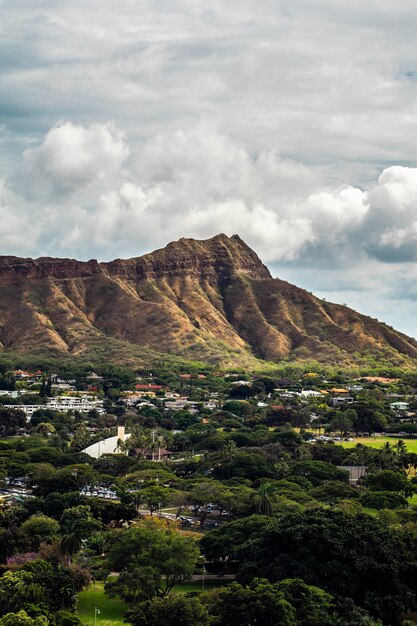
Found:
18,121 -> 129,199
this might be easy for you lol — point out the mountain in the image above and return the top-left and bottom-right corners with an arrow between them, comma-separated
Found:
0,233 -> 416,369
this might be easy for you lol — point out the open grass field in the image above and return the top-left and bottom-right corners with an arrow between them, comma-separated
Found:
77,582 -> 126,626
77,579 -> 230,625
339,436 -> 417,452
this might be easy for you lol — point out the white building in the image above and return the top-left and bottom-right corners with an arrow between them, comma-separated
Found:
204,400 -> 219,410
332,397 -> 354,406
82,427 -> 131,459
390,401 -> 409,411
47,396 -> 104,413
4,404 -> 44,418
122,394 -> 154,407
0,390 -> 21,398
299,390 -> 324,398
4,395 -> 104,420
163,399 -> 199,413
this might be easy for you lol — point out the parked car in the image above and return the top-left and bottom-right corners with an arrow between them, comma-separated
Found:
204,521 -> 218,529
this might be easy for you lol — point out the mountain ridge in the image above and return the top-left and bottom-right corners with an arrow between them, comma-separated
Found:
0,234 -> 270,282
0,234 -> 416,368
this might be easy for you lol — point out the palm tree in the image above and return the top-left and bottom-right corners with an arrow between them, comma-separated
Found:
379,441 -> 395,469
116,437 -> 130,454
222,441 -> 237,480
295,445 -> 312,461
274,452 -> 292,478
396,439 -> 408,468
60,506 -> 98,564
60,532 -> 82,565
148,430 -> 160,462
254,482 -> 273,516
123,426 -> 154,458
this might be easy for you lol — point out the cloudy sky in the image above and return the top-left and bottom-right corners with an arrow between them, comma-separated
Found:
2,1 -> 417,337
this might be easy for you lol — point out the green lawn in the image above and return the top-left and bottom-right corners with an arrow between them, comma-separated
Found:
77,580 -> 230,625
77,582 -> 126,626
362,507 -> 378,517
339,436 -> 417,453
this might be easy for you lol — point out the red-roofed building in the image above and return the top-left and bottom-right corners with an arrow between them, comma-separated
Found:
13,370 -> 34,380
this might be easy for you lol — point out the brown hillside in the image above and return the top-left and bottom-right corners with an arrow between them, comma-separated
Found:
0,234 -> 416,368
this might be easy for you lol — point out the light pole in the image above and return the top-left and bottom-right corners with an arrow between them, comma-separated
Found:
94,605 -> 100,625
201,555 -> 206,591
